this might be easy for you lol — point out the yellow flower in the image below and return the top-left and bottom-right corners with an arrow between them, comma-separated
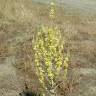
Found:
51,2 -> 55,6
33,25 -> 69,95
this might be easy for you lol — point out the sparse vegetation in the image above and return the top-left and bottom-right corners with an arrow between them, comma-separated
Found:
0,0 -> 96,96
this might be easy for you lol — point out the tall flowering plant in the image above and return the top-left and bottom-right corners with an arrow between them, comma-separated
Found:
33,1 -> 69,96
33,26 -> 69,96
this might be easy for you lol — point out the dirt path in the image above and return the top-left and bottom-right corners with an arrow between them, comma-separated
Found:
0,31 -> 33,96
71,68 -> 96,96
0,56 -> 20,96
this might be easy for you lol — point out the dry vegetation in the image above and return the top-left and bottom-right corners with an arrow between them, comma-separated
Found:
0,0 -> 96,96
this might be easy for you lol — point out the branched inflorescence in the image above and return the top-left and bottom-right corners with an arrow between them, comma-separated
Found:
33,26 -> 69,96
33,1 -> 69,96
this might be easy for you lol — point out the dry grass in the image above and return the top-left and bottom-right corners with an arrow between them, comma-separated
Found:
0,0 -> 96,96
